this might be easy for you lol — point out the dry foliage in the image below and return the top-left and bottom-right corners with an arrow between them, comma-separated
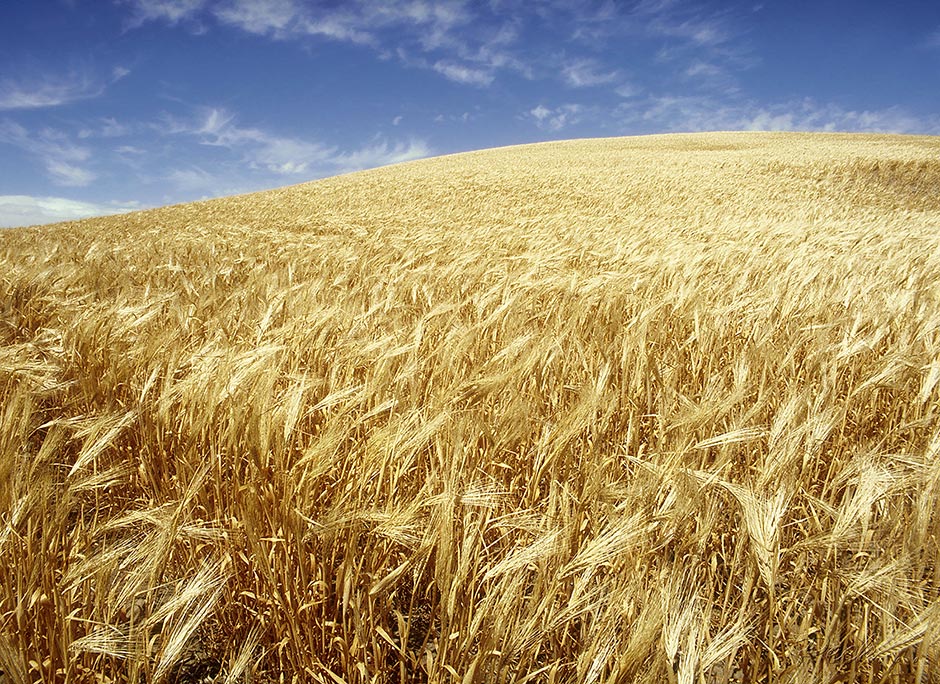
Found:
2,131 -> 940,683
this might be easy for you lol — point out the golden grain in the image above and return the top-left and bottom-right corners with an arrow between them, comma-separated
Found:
1,131 -> 940,682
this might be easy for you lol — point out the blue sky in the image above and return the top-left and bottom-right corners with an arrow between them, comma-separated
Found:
1,0 -> 939,227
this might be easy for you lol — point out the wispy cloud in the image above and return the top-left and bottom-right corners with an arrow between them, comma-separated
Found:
433,111 -> 472,124
529,104 -> 584,132
120,0 -> 524,86
214,0 -> 298,35
635,0 -> 732,47
561,58 -> 619,88
659,17 -> 729,47
564,0 -> 737,55
616,95 -> 940,135
432,61 -> 493,86
165,106 -> 432,182
681,60 -> 739,94
0,195 -> 141,228
0,72 -> 100,111
331,139 -> 432,171
78,117 -> 131,139
124,0 -> 472,50
685,61 -> 723,79
615,83 -> 642,98
119,1 -> 747,93
0,121 -> 96,186
0,62 -> 130,111
122,0 -> 209,27
741,100 -> 940,135
178,107 -> 335,175
45,160 -> 97,187
166,166 -> 235,194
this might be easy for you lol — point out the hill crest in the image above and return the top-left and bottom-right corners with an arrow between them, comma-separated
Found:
14,131 -> 940,235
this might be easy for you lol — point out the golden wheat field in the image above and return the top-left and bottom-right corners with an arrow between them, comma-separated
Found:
2,131 -> 940,684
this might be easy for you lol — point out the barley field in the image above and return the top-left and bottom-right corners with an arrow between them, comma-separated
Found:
2,131 -> 940,683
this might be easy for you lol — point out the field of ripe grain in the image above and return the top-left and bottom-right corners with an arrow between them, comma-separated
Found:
2,131 -> 940,683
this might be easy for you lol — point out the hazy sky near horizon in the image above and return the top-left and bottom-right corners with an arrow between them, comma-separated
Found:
1,0 -> 939,227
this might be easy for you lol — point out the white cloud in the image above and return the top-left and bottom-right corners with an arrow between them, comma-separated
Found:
215,0 -> 299,35
563,0 -> 737,59
126,0 -> 471,50
0,195 -> 141,228
433,111 -> 472,124
739,110 -> 795,131
122,0 -> 527,85
637,1 -> 731,47
392,115 -> 403,126
530,105 -> 551,121
163,137 -> 431,199
0,63 -> 129,111
432,61 -> 493,86
754,101 -> 940,134
683,21 -> 727,47
184,107 -> 334,174
465,22 -> 529,76
299,14 -> 374,44
615,83 -> 642,98
123,0 -> 209,26
117,1 -> 752,93
567,2 -> 620,44
101,117 -> 130,138
561,58 -> 619,88
528,104 -> 584,131
682,60 -> 739,94
165,106 -> 432,183
332,139 -> 432,172
166,166 -> 230,192
45,160 -> 97,187
250,137 -> 333,174
79,117 -> 131,139
0,72 -> 103,111
685,61 -> 723,79
114,144 -> 148,170
0,121 -> 96,186
196,107 -> 236,137
616,95 -> 940,135
372,1 -> 471,51
118,1 -> 747,91
117,0 -> 735,88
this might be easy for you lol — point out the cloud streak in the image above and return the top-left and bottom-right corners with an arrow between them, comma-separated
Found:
0,72 -> 100,111
561,59 -> 619,88
162,106 -> 432,189
125,0 -> 508,87
116,0 -> 754,99
0,121 -> 97,186
634,0 -> 732,47
190,107 -> 335,175
524,94 -> 940,138
432,61 -> 493,86
0,195 -> 141,228
615,95 -> 940,135
122,0 -> 209,27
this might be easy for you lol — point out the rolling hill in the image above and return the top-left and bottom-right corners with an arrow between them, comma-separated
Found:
2,131 -> 940,683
